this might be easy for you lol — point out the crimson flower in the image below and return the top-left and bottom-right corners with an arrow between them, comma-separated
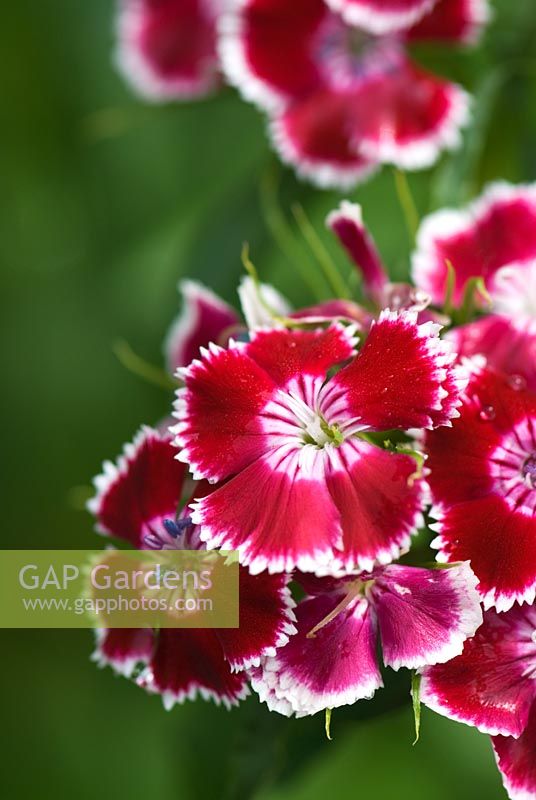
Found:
220,0 -> 489,187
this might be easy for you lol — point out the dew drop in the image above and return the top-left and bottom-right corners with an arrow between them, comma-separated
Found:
507,374 -> 527,391
479,405 -> 496,422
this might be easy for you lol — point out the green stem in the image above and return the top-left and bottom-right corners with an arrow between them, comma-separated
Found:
113,339 -> 177,391
292,203 -> 351,299
259,168 -> 327,301
393,169 -> 420,245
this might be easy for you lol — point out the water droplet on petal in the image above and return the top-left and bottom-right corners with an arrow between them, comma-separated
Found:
507,374 -> 527,391
479,405 -> 496,422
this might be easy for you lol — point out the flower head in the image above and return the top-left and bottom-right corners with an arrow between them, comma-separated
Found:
425,363 -> 536,611
251,562 -> 482,717
220,0 -> 489,187
173,311 -> 465,575
421,604 -> 536,800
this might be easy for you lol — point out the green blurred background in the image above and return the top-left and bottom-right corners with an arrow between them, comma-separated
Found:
2,1 -> 536,797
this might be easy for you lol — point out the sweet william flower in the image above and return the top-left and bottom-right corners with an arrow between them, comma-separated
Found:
421,604 -> 536,800
219,0 -> 489,188
425,362 -> 536,612
116,0 -> 221,101
250,562 -> 482,717
88,426 -> 296,708
412,182 -> 536,391
173,311 -> 466,575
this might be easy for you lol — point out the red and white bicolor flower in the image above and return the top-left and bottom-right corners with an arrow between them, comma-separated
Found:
251,562 -> 482,717
88,426 -> 296,709
425,363 -> 536,612
421,604 -> 536,800
116,0 -> 221,101
173,311 -> 466,575
413,182 -> 536,391
219,0 -> 489,188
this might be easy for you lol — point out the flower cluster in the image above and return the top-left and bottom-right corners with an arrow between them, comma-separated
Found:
115,0 -> 490,187
89,180 -> 536,800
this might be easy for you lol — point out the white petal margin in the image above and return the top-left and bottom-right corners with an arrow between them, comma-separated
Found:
325,0 -> 438,36
357,85 -> 471,171
115,0 -> 219,102
218,0 -> 289,113
87,425 -> 158,536
228,576 -> 298,672
237,276 -> 292,330
270,115 -> 378,191
91,628 -> 151,678
139,669 -> 251,712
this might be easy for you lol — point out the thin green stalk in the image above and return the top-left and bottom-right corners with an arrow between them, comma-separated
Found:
260,169 -> 327,301
113,339 -> 177,391
393,169 -> 420,244
292,203 -> 351,299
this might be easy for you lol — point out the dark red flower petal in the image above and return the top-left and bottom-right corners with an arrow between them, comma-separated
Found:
413,183 -> 536,306
142,628 -> 249,709
220,0 -> 327,109
349,58 -> 469,170
174,344 -> 277,483
493,703 -> 536,800
448,316 -> 536,394
165,281 -> 240,373
116,0 -> 219,100
272,89 -> 377,189
422,606 -> 536,737
216,571 -> 296,670
93,628 -> 154,676
88,427 -> 185,548
321,310 -> 464,431
244,324 -> 356,388
407,0 -> 490,44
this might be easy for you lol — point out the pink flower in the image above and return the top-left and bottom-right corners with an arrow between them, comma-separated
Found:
173,312 -> 465,575
251,563 -> 482,717
219,0 -> 489,187
88,426 -> 296,708
116,0 -> 221,101
413,182 -> 536,391
421,604 -> 536,800
425,362 -> 536,612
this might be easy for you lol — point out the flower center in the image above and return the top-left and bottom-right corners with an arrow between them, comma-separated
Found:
523,455 -> 536,489
489,419 -> 536,515
313,15 -> 402,89
143,516 -> 194,550
302,416 -> 344,448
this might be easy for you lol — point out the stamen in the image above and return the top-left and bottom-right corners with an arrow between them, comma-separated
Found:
163,516 -> 193,538
306,581 -> 364,638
